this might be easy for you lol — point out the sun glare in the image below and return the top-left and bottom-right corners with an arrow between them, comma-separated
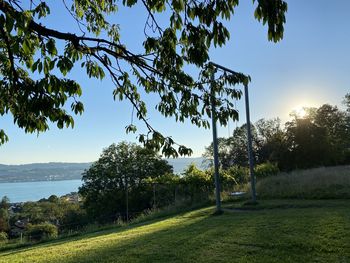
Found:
292,106 -> 307,118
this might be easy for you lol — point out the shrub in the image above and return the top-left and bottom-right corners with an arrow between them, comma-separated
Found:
225,166 -> 249,184
0,231 -> 8,243
25,223 -> 58,241
254,162 -> 279,179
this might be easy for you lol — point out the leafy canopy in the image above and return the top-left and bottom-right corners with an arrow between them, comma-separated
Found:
0,0 -> 287,156
79,142 -> 173,221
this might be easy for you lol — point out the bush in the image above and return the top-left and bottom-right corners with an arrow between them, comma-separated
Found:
25,223 -> 58,241
254,162 -> 279,179
225,166 -> 249,184
0,231 -> 8,243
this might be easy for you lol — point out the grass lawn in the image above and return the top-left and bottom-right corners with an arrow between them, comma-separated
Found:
0,199 -> 349,263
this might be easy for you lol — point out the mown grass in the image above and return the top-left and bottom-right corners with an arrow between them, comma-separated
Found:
256,165 -> 350,199
0,199 -> 349,263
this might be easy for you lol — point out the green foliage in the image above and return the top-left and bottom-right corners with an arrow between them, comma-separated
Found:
224,165 -> 249,184
17,198 -> 87,232
219,169 -> 240,191
0,0 -> 287,156
181,164 -> 213,202
21,201 -> 61,224
79,142 -> 173,222
145,173 -> 180,185
254,162 -> 279,179
0,231 -> 7,243
0,196 -> 9,210
284,102 -> 350,169
253,0 -> 288,42
25,222 -> 58,241
204,123 -> 261,168
343,93 -> 350,113
182,163 -> 212,189
47,195 -> 59,203
0,198 -> 9,233
60,206 -> 89,231
0,211 -> 9,233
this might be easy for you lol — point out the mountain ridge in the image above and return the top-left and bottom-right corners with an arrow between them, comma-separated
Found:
0,157 -> 206,183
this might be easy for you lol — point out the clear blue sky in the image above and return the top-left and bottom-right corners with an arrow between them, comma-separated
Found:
1,0 -> 349,164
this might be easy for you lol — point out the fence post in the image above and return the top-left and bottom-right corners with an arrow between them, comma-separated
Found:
153,183 -> 156,209
125,175 -> 129,223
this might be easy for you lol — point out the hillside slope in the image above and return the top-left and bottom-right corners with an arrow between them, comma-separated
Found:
0,163 -> 91,182
0,200 -> 349,263
0,158 -> 205,182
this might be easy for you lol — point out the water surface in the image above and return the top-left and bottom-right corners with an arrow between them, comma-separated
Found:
0,180 -> 82,203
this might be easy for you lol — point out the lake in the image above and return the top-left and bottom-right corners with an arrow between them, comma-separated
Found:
0,180 -> 83,203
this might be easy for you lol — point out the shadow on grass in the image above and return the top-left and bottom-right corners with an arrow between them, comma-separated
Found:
0,206 -> 212,257
51,204 -> 350,263
224,199 -> 350,211
2,201 -> 350,263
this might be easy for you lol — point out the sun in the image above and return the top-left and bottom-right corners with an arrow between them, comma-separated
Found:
292,105 -> 307,118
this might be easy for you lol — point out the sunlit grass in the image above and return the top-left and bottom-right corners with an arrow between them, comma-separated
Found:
1,200 -> 349,263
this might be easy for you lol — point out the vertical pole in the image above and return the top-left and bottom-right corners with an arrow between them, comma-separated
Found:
211,71 -> 222,213
125,175 -> 129,222
153,183 -> 156,209
244,84 -> 257,202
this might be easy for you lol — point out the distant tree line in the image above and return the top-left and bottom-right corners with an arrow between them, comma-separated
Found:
204,93 -> 350,171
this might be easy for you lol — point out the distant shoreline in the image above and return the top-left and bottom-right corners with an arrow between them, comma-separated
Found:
0,178 -> 83,184
0,179 -> 83,203
0,158 -> 206,184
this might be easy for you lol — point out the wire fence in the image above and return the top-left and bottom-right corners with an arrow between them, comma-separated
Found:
1,183 -> 221,248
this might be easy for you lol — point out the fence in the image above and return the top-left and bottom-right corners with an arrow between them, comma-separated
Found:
0,182 -> 220,249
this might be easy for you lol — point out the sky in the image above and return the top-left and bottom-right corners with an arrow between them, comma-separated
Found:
1,0 -> 349,164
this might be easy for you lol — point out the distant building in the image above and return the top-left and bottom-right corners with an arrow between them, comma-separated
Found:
10,218 -> 29,237
8,203 -> 22,217
60,192 -> 80,203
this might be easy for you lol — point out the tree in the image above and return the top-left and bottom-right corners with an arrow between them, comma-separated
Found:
343,93 -> 350,162
203,137 -> 233,168
79,142 -> 173,222
18,198 -> 86,232
25,222 -> 58,241
254,118 -> 289,167
182,163 -> 212,200
0,196 -> 10,233
283,103 -> 350,169
0,208 -> 9,233
344,93 -> 350,113
0,0 -> 287,155
47,195 -> 59,203
204,122 -> 262,169
284,114 -> 332,169
0,196 -> 10,210
313,104 -> 350,165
